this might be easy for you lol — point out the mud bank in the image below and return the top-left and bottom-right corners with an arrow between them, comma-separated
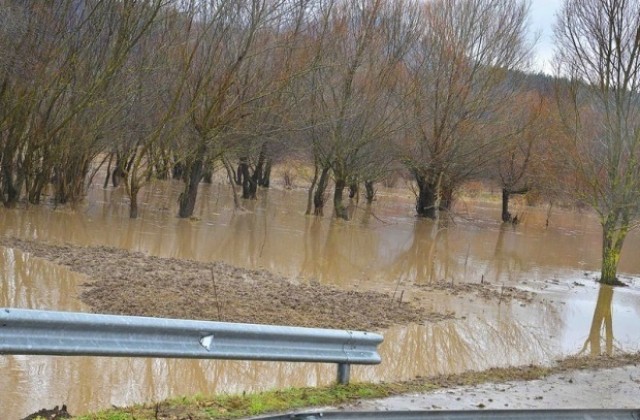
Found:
1,237 -> 455,330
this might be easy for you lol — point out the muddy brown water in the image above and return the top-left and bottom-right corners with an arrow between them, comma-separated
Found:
1,181 -> 640,419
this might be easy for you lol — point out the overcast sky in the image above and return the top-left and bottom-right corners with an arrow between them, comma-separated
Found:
529,0 -> 563,74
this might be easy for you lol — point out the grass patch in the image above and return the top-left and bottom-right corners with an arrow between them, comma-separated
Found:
71,353 -> 640,420
72,384 -> 393,420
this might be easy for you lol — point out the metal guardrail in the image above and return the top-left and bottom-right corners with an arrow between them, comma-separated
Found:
0,308 -> 383,384
255,409 -> 640,419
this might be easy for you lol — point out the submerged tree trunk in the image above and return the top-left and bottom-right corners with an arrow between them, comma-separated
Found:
306,163 -> 319,215
364,180 -> 375,203
313,166 -> 330,216
502,188 -> 511,222
129,185 -> 140,219
334,178 -> 348,220
178,158 -> 204,218
252,143 -> 267,190
28,174 -> 48,205
237,157 -> 257,199
501,187 -> 529,223
103,153 -> 113,189
223,157 -> 243,211
172,161 -> 185,180
112,154 -> 128,188
600,219 -> 627,285
2,162 -> 20,208
349,183 -> 358,199
259,160 -> 271,187
415,175 -> 437,219
439,185 -> 453,211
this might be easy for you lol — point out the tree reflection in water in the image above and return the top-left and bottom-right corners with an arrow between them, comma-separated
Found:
579,285 -> 615,356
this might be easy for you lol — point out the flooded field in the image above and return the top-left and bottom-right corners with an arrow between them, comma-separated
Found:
1,180 -> 640,419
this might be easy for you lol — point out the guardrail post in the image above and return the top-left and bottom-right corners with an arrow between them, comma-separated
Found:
337,363 -> 350,384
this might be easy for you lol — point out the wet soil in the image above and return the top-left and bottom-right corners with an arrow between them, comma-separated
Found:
1,237 -> 453,330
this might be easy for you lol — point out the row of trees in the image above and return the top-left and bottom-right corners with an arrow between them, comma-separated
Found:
0,0 -> 541,217
1,0 -> 639,285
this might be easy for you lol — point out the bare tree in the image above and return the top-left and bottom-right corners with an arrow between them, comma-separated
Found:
0,0 -> 166,207
493,90 -> 544,223
228,2 -> 310,201
554,0 -> 640,285
296,0 -> 421,219
401,0 -> 532,219
119,5 -> 195,218
173,0 -> 295,218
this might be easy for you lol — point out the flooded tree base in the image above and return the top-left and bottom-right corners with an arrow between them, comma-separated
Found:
598,277 -> 628,287
21,405 -> 71,420
1,237 -> 454,330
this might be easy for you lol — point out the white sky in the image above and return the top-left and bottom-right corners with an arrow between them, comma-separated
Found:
529,0 -> 564,74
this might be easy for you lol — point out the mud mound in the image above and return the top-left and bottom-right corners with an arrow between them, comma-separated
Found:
416,280 -> 534,303
1,237 -> 449,330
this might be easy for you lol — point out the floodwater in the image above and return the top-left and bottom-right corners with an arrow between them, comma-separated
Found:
1,180 -> 640,419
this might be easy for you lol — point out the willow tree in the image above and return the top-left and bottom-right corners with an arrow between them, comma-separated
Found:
554,0 -> 640,285
493,90 -> 545,223
402,0 -> 532,219
297,0 -> 421,219
0,0 -> 166,207
173,0 -> 299,218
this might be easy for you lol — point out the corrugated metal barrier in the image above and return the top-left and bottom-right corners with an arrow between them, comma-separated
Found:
0,308 -> 383,384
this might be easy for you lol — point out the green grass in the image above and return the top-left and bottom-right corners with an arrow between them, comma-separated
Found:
72,383 -> 395,420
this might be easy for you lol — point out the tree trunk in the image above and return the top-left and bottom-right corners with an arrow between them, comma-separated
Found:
364,181 -> 375,203
439,185 -> 453,211
238,157 -> 256,199
415,175 -> 437,219
172,161 -> 184,180
313,166 -> 330,216
154,151 -> 170,180
223,157 -> 243,211
112,153 -> 130,188
104,153 -> 113,189
502,187 -> 528,223
259,160 -> 271,187
28,174 -> 48,205
129,186 -> 139,219
502,188 -> 512,222
1,147 -> 20,208
253,143 -> 267,189
349,183 -> 358,199
334,178 -> 348,220
235,160 -> 243,185
2,166 -> 19,208
306,163 -> 319,215
178,159 -> 203,218
600,225 -> 626,285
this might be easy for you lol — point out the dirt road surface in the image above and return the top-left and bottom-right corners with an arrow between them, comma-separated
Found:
346,364 -> 640,411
